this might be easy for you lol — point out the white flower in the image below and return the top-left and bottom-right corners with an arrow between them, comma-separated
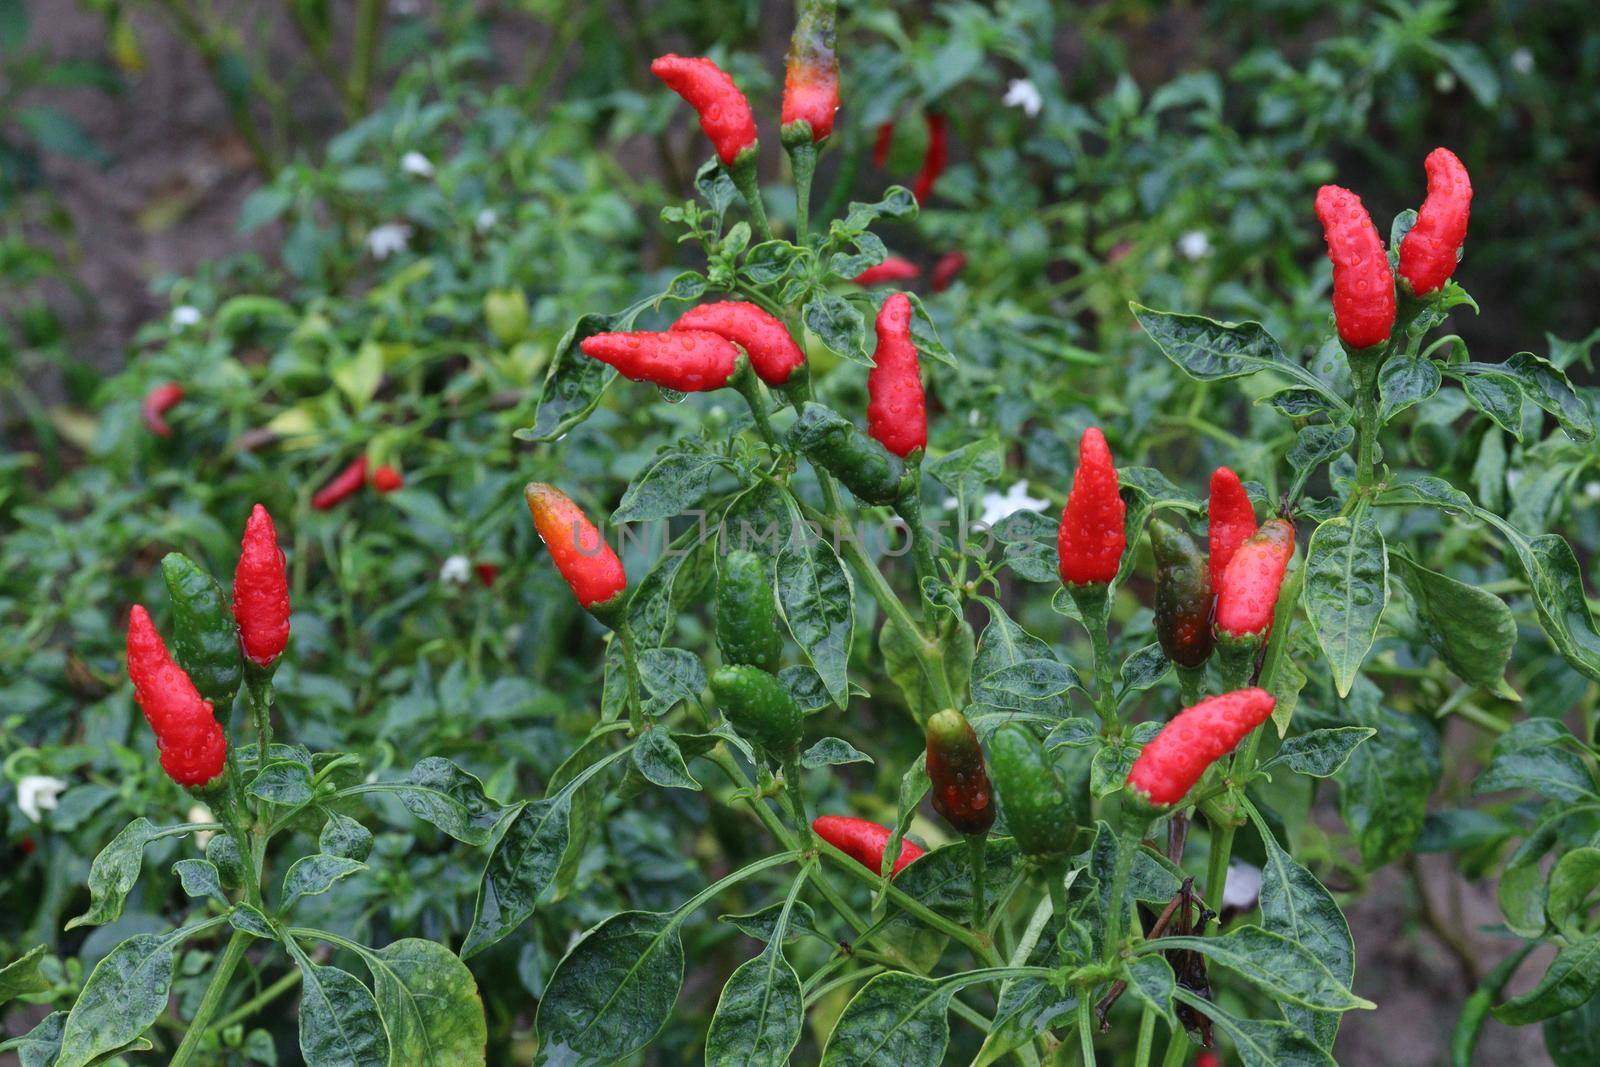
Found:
1178,230 -> 1212,261
475,208 -> 498,233
188,803 -> 216,848
17,775 -> 67,823
171,305 -> 202,328
1223,861 -> 1262,909
1003,79 -> 1043,117
401,151 -> 435,178
367,222 -> 412,259
1511,48 -> 1534,75
976,481 -> 1050,527
440,554 -> 472,585
1584,481 -> 1600,500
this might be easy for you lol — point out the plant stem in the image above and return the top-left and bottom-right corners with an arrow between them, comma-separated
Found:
1158,1028 -> 1192,1067
616,620 -> 644,733
1077,994 -> 1097,1065
1133,1005 -> 1157,1066
1350,352 -> 1383,490
967,832 -> 989,927
347,0 -> 383,116
788,139 -> 818,245
1071,584 -> 1120,734
781,756 -> 813,843
729,160 -> 774,242
168,929 -> 250,1067
208,966 -> 302,1034
1202,820 -> 1235,914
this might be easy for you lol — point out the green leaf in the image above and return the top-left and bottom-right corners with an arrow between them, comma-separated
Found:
1146,926 -> 1371,1011
230,903 -> 277,939
1173,988 -> 1335,1067
1493,932 -> 1600,1025
464,796 -> 581,956
612,449 -> 723,522
1123,954 -> 1177,1029
0,945 -> 51,1005
66,818 -> 162,929
533,911 -> 684,1066
248,760 -> 315,805
632,726 -> 700,790
55,932 -> 176,1067
1116,643 -> 1170,701
1457,371 -> 1525,438
1543,991 -> 1600,1067
1474,719 -> 1597,803
1303,516 -> 1387,697
1390,550 -> 1518,698
282,854 -> 367,913
1335,682 -> 1440,868
970,597 -> 1070,716
925,438 -> 1004,501
1,1011 -> 64,1067
1503,351 -> 1595,441
1286,424 -> 1356,503
290,949 -> 391,1067
367,939 -> 487,1066
719,901 -> 820,944
171,858 -> 224,902
775,499 -> 854,707
800,737 -> 873,768
803,293 -> 870,365
319,811 -> 374,862
1546,847 -> 1600,938
819,972 -> 953,1066
704,938 -> 803,1066
1131,305 -> 1297,383
1378,356 -> 1441,422
1264,727 -> 1376,778
637,647 -> 707,719
396,757 -> 511,846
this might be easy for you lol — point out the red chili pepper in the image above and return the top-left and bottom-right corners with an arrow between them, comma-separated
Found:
232,504 -> 291,669
1057,427 -> 1126,587
853,257 -> 921,286
910,112 -> 949,205
313,456 -> 369,510
579,330 -> 740,392
1314,184 -> 1395,350
1207,467 -> 1257,592
126,605 -> 226,787
866,293 -> 927,458
812,815 -> 924,876
671,302 -> 805,386
872,122 -> 895,169
1398,147 -> 1472,296
931,252 -> 967,293
524,482 -> 627,614
141,383 -> 184,438
781,0 -> 838,143
371,465 -> 404,493
1125,687 -> 1276,806
1195,1051 -> 1223,1067
1214,518 -> 1295,640
474,562 -> 500,588
650,54 -> 758,166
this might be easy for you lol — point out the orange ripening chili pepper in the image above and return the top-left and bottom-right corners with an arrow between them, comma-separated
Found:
866,293 -> 927,458
671,302 -> 805,386
126,605 -> 226,787
1057,427 -> 1125,586
524,482 -> 627,616
650,54 -> 758,166
579,330 -> 740,392
1398,147 -> 1472,296
781,0 -> 838,144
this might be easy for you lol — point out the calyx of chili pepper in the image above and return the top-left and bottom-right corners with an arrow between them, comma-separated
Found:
910,112 -> 949,206
671,302 -> 805,386
232,504 -> 291,670
812,815 -> 924,877
126,605 -> 227,787
579,329 -> 740,392
1057,427 -> 1126,587
1207,467 -> 1257,592
1314,184 -> 1396,351
650,54 -> 758,167
524,482 -> 627,620
781,0 -> 839,145
313,456 -> 369,510
788,402 -> 907,505
1398,147 -> 1472,297
1150,517 -> 1215,671
854,257 -> 921,286
142,382 -> 184,438
925,709 -> 995,836
1125,687 -> 1276,807
162,553 -> 243,708
867,293 -> 927,458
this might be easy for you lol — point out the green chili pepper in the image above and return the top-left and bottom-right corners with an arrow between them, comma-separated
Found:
161,552 -> 243,710
716,550 -> 784,673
